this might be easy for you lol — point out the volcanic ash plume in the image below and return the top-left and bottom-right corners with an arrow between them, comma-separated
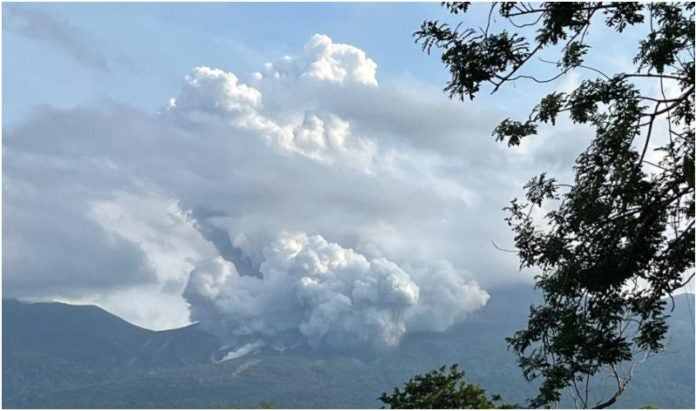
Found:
183,232 -> 489,353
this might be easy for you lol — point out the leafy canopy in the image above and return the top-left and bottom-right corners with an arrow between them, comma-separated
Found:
378,364 -> 516,409
416,2 -> 694,409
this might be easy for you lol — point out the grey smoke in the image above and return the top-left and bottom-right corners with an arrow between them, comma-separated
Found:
189,206 -> 261,279
3,5 -> 108,71
183,232 -> 489,352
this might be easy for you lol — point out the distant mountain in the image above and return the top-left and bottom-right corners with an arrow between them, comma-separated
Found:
3,288 -> 694,408
3,299 -> 219,368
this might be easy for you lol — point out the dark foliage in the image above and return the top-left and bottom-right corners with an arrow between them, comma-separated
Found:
379,364 -> 516,409
416,2 -> 694,408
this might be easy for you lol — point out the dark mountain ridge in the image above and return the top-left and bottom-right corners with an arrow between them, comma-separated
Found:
3,298 -> 219,368
3,289 -> 694,408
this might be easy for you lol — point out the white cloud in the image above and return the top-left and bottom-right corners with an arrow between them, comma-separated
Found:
184,232 -> 487,351
258,34 -> 378,88
301,34 -> 378,86
89,193 -> 217,285
173,66 -> 262,117
167,63 -> 378,172
4,33 -> 574,339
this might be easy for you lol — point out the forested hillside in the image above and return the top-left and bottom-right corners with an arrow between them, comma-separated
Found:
4,290 -> 693,408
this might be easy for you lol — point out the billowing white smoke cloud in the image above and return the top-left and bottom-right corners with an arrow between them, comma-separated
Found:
6,32 -> 573,336
257,33 -> 378,87
171,66 -> 262,119
168,59 -> 378,170
300,33 -> 378,86
184,232 -> 488,351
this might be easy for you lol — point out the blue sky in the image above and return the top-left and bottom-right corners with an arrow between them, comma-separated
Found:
4,2 -> 470,124
3,1 -> 639,124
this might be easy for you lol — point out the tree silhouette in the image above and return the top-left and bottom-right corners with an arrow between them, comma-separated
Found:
379,364 -> 516,409
416,2 -> 694,408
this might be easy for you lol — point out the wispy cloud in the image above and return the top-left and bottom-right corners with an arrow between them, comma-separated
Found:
3,6 -> 108,71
